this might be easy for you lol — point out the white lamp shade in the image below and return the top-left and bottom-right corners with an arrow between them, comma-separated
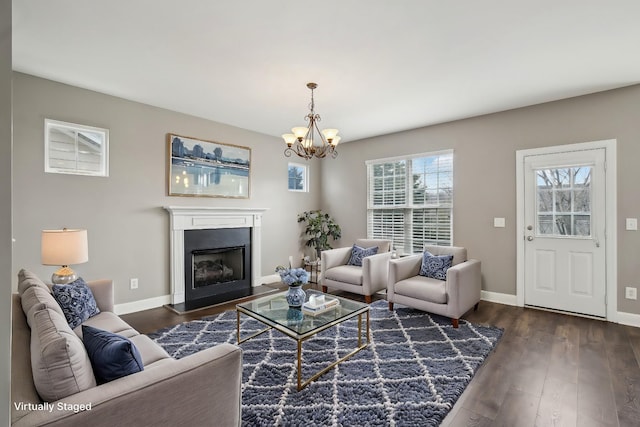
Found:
292,127 -> 309,139
321,128 -> 339,140
41,229 -> 89,266
282,134 -> 296,145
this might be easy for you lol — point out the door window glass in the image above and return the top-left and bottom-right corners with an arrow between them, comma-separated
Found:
536,167 -> 591,236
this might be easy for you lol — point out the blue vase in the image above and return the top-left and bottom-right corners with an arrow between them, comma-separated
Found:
286,308 -> 304,326
286,284 -> 306,308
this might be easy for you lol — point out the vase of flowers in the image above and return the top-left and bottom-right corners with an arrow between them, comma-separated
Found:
276,266 -> 309,308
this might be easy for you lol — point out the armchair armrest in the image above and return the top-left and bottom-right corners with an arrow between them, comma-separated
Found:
13,343 -> 243,427
362,251 -> 394,294
446,259 -> 482,315
389,255 -> 422,283
87,279 -> 114,312
387,255 -> 422,300
321,246 -> 353,273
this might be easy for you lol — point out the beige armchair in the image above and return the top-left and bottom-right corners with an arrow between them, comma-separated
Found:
387,245 -> 481,328
321,238 -> 393,303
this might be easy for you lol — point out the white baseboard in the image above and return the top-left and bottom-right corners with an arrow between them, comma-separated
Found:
256,274 -> 280,286
114,275 -> 280,314
617,311 -> 640,328
114,295 -> 172,315
481,290 -> 518,306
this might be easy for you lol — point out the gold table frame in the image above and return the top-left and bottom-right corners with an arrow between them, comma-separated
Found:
236,292 -> 370,391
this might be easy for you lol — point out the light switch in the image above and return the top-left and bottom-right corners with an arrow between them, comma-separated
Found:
626,218 -> 638,231
493,217 -> 506,228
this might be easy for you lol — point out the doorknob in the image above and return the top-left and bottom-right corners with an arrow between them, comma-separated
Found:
527,236 -> 534,241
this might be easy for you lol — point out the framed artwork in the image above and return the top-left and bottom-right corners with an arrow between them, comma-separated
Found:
168,133 -> 250,198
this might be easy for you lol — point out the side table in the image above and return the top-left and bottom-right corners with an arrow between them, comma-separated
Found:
304,259 -> 320,284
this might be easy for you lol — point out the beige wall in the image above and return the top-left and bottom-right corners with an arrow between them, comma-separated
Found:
12,73 -> 321,305
321,84 -> 640,315
1,0 -> 11,422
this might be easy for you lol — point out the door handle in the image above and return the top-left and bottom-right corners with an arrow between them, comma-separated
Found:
527,236 -> 534,241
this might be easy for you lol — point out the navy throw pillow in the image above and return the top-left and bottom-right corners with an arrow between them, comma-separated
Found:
347,245 -> 379,267
82,325 -> 144,384
419,251 -> 454,280
52,278 -> 100,329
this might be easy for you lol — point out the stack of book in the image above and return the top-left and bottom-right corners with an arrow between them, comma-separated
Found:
302,295 -> 340,315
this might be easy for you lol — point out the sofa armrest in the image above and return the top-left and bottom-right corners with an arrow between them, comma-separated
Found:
446,259 -> 482,316
13,343 -> 243,427
87,279 -> 114,313
362,251 -> 393,294
320,246 -> 353,274
387,255 -> 422,300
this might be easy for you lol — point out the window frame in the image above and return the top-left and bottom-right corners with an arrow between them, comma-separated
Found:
287,162 -> 308,192
366,149 -> 453,254
44,119 -> 109,177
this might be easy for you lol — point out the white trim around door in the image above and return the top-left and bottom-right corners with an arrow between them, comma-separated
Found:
516,139 -> 617,322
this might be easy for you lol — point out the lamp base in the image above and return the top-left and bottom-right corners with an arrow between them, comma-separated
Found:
51,266 -> 78,285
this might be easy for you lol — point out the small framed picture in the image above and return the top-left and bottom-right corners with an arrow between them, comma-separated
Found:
168,133 -> 250,198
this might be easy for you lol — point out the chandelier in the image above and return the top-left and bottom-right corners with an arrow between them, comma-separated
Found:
282,82 -> 340,159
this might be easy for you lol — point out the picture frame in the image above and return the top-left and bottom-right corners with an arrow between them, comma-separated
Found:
168,133 -> 250,198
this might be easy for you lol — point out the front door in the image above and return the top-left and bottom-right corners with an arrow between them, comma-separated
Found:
522,148 -> 606,317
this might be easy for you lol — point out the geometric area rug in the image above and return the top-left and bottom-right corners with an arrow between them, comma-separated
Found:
148,300 -> 503,427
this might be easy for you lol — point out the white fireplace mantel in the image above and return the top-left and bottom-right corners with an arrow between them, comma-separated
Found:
164,206 -> 268,305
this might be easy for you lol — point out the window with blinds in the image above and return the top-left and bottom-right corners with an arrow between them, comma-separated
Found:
45,119 -> 109,177
366,150 -> 453,254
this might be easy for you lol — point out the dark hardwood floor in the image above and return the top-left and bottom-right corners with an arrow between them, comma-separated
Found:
122,285 -> 640,427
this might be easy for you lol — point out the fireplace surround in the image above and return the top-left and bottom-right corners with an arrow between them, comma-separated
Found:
164,206 -> 267,310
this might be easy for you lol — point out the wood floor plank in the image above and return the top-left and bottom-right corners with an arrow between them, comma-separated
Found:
492,388 -> 539,427
535,377 -> 578,427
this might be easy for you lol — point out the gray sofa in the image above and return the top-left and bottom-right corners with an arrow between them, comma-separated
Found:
12,269 -> 242,426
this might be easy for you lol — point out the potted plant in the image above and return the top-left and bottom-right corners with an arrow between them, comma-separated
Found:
297,210 -> 342,259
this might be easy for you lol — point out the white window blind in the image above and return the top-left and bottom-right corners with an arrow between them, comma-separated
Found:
45,119 -> 109,177
367,150 -> 453,253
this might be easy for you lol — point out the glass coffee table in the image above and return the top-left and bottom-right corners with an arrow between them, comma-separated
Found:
236,289 -> 370,390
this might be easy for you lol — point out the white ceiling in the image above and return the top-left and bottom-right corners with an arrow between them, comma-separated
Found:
12,1 -> 640,142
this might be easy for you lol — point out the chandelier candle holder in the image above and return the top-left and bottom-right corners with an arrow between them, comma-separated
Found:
282,82 -> 341,160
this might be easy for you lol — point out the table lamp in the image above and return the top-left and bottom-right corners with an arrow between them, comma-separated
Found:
41,228 -> 89,284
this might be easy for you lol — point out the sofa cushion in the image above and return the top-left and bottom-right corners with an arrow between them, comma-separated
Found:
347,245 -> 379,267
395,276 -> 448,304
82,325 -> 144,384
419,251 -> 453,281
423,245 -> 467,266
355,238 -> 391,253
29,305 -> 97,402
21,285 -> 65,322
17,268 -> 51,295
75,311 -> 139,339
52,278 -> 100,329
324,265 -> 364,285
129,334 -> 171,366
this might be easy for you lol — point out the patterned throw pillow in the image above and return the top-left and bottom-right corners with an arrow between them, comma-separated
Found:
419,251 -> 454,280
52,278 -> 100,329
82,325 -> 144,384
347,245 -> 379,267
